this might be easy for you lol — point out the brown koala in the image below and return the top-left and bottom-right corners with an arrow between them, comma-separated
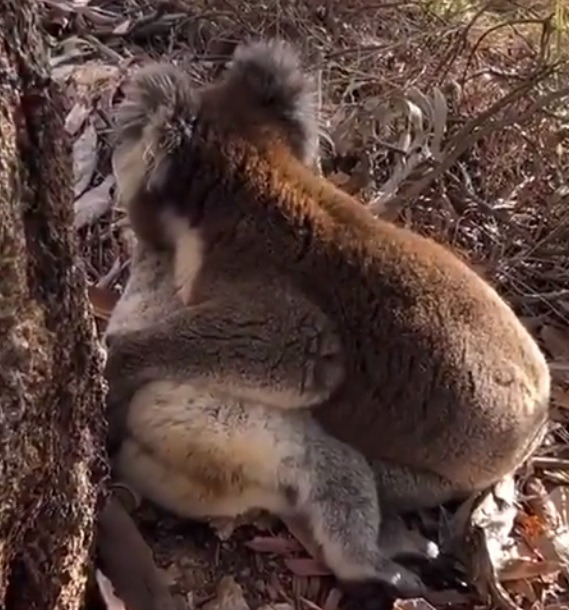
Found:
104,39 -> 550,600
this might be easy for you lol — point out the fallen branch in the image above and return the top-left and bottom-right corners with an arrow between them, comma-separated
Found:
96,492 -> 180,610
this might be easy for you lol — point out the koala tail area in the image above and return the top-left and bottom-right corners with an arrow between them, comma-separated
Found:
216,39 -> 320,165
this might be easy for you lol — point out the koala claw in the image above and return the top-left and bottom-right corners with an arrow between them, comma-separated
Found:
423,540 -> 440,561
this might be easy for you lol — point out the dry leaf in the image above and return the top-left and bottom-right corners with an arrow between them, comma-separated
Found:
50,38 -> 85,71
73,122 -> 98,197
74,174 -> 114,229
473,477 -> 518,572
499,557 -> 560,581
95,570 -> 127,610
113,19 -> 131,34
552,386 -> 569,410
322,588 -> 343,610
72,63 -> 120,87
201,577 -> 250,610
97,257 -> 128,290
245,536 -> 303,555
419,590 -> 475,606
284,558 -> 331,577
88,285 -> 120,321
369,87 -> 448,215
501,479 -> 569,605
297,594 -> 323,610
525,482 -> 569,575
328,107 -> 358,155
52,63 -> 77,83
393,599 -> 437,610
267,573 -> 289,601
65,101 -> 91,135
453,479 -> 522,610
504,578 -> 537,603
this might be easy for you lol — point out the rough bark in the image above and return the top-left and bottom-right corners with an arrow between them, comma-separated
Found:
0,2 -> 107,608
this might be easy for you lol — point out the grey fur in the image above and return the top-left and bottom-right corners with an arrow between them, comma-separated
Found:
113,63 -> 197,196
107,240 -> 428,598
223,39 -> 319,165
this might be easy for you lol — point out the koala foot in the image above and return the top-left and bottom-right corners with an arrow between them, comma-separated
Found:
380,515 -> 440,562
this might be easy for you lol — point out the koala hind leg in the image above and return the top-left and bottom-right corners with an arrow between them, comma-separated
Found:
290,424 -> 427,599
117,383 -> 426,598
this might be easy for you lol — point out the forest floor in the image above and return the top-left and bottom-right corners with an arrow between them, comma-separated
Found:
42,1 -> 569,609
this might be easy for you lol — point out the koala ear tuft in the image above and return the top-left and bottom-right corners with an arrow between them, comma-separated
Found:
112,63 -> 198,203
222,38 -> 320,164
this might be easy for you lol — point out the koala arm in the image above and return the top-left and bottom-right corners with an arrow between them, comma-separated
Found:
105,287 -> 344,411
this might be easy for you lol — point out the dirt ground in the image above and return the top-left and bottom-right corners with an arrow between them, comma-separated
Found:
134,504 -> 344,610
128,501 -> 473,610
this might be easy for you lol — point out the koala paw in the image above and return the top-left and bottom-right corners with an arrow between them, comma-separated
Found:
302,328 -> 344,405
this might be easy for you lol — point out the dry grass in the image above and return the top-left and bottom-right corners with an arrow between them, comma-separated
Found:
51,0 -> 569,323
42,1 -> 569,609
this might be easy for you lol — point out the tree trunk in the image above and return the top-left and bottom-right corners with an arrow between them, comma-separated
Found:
0,2 -> 107,608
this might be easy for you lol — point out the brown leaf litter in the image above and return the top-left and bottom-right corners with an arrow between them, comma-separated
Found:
44,0 -> 569,608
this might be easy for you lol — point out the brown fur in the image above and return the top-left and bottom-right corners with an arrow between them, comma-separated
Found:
119,50 -> 550,504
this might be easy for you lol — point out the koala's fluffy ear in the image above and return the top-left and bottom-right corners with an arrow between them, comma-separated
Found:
112,63 -> 198,205
221,39 -> 320,165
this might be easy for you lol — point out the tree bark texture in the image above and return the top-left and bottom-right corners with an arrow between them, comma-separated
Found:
0,1 -> 107,608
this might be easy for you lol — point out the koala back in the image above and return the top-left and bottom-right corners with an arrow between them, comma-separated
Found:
173,119 -> 550,490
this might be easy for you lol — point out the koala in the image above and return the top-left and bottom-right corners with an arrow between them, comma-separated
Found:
106,242 -> 432,600
104,39 -> 550,600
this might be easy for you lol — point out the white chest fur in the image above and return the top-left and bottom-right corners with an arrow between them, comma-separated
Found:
164,210 -> 205,304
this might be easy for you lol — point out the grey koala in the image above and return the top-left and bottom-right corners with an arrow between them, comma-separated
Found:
106,241 -> 432,600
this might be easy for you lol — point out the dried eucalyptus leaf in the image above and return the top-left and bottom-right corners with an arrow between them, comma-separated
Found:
73,122 -> 98,197
74,174 -> 114,229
